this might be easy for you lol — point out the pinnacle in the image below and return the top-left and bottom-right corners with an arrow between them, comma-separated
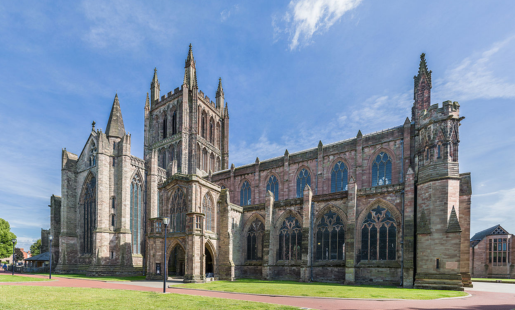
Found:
217,77 -> 224,97
106,93 -> 126,138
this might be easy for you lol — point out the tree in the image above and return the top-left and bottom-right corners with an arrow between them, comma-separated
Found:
14,248 -> 24,262
30,239 -> 42,256
0,218 -> 17,259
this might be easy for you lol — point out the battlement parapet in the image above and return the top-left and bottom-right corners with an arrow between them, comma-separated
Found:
420,100 -> 460,125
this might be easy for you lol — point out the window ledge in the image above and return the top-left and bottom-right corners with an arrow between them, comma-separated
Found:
275,260 -> 303,266
357,260 -> 401,268
244,261 -> 263,266
313,260 -> 346,267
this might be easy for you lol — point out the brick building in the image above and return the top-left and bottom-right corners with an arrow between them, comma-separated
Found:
470,225 -> 513,278
49,45 -> 472,290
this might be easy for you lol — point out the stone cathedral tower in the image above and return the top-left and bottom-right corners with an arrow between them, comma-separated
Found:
412,54 -> 472,289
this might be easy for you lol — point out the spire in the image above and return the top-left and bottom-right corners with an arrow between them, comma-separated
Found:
224,102 -> 229,118
145,93 -> 150,111
150,68 -> 160,103
105,94 -> 126,138
216,78 -> 224,97
414,53 -> 432,99
183,44 -> 197,89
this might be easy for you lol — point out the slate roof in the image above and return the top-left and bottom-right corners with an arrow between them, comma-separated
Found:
25,251 -> 50,261
470,224 -> 510,247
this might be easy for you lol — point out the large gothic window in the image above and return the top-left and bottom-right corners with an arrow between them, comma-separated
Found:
203,194 -> 213,231
331,161 -> 348,192
266,175 -> 279,201
361,206 -> 397,261
296,169 -> 311,198
247,219 -> 264,260
170,189 -> 186,232
240,181 -> 251,206
278,215 -> 302,261
130,174 -> 143,254
81,176 -> 96,254
372,152 -> 392,187
316,210 -> 345,260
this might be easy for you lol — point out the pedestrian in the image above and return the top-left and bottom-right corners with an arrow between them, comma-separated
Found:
2,263 -> 6,271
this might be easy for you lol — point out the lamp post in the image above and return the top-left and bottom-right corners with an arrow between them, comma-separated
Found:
48,235 -> 53,279
162,217 -> 169,293
11,238 -> 16,275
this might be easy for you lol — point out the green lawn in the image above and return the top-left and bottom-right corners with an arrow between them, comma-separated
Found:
34,273 -> 146,282
0,286 -> 296,310
0,275 -> 50,282
472,278 -> 515,283
177,279 -> 468,300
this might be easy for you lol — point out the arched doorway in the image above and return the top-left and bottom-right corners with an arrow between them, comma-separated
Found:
169,245 -> 185,277
205,246 -> 214,278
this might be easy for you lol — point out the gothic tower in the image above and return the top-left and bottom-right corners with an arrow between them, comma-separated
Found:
412,54 -> 471,290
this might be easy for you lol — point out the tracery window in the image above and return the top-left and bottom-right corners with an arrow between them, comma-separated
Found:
331,161 -> 348,193
296,169 -> 311,198
489,238 -> 510,266
361,206 -> 397,261
209,120 -> 214,144
316,210 -> 345,260
372,152 -> 392,187
266,175 -> 279,201
130,174 -> 143,254
170,189 -> 186,232
81,176 -> 96,254
202,194 -> 213,231
240,181 -> 251,206
278,215 -> 302,261
247,219 -> 264,260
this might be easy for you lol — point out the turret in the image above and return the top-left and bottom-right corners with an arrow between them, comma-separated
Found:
144,93 -> 150,158
183,44 -> 197,90
150,68 -> 160,105
412,53 -> 432,126
216,78 -> 224,110
221,102 -> 229,170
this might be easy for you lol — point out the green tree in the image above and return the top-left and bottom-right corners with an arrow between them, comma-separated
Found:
30,239 -> 42,256
0,218 -> 17,259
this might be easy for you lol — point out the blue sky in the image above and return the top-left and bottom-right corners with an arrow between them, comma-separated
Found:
1,0 -> 514,250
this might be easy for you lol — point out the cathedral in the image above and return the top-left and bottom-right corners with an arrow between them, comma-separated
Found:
48,45 -> 472,290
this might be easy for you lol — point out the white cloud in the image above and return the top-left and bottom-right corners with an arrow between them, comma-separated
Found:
81,0 -> 168,49
473,187 -> 515,232
276,0 -> 362,50
220,9 -> 231,22
433,36 -> 515,102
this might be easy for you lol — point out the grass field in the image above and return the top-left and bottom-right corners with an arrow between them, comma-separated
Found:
33,273 -> 146,282
0,275 -> 50,282
0,286 -> 296,310
177,279 -> 468,300
472,278 -> 515,283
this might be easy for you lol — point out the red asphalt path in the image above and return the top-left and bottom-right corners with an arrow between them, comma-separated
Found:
2,273 -> 515,310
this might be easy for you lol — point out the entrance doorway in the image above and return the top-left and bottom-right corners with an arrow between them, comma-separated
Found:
169,245 -> 185,277
205,246 -> 214,277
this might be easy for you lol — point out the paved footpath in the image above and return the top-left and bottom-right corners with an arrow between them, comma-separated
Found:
2,272 -> 515,310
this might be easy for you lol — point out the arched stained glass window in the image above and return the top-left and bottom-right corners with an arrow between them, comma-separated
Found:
203,194 -> 213,231
266,175 -> 279,201
360,206 -> 397,261
315,210 -> 345,260
296,169 -> 311,198
170,189 -> 187,232
331,161 -> 348,193
247,219 -> 264,260
278,215 -> 302,261
240,181 -> 251,206
130,174 -> 143,254
372,152 -> 392,187
81,176 -> 96,254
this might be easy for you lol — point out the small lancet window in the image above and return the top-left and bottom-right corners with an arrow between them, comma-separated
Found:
266,175 -> 279,201
437,145 -> 441,158
240,181 -> 252,206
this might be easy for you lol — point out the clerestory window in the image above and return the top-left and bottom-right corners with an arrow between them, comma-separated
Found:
331,161 -> 348,193
372,152 -> 392,187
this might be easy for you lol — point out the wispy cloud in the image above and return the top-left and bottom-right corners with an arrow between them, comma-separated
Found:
433,36 -> 515,102
473,187 -> 515,231
81,0 -> 169,50
274,0 -> 362,50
